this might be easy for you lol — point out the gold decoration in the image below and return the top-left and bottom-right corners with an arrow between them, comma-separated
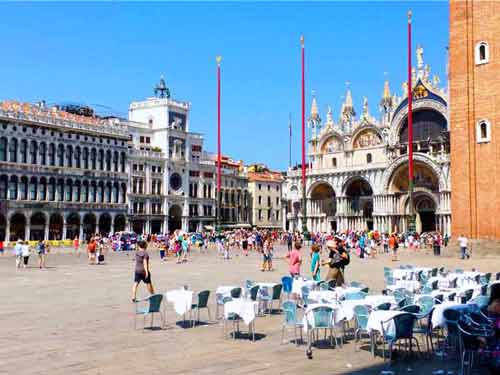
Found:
413,84 -> 428,99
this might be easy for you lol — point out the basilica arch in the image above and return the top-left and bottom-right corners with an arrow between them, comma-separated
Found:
307,181 -> 337,232
341,177 -> 374,231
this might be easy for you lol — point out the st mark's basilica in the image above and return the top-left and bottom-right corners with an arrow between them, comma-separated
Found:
285,47 -> 452,235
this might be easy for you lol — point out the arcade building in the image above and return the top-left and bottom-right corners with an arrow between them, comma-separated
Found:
285,47 -> 452,235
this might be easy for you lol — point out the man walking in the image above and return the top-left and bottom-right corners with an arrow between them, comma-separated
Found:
457,234 -> 470,259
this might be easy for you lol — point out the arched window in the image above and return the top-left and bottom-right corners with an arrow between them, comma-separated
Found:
29,177 -> 37,200
105,183 -> 112,203
0,137 -> 7,161
48,178 -> 56,201
89,182 -> 96,202
73,181 -> 81,202
0,175 -> 7,199
90,148 -> 97,169
120,152 -> 126,172
39,142 -> 46,165
83,147 -> 89,169
20,140 -> 28,163
82,181 -> 88,202
65,179 -> 73,201
332,158 -> 337,168
30,141 -> 37,164
39,178 -> 46,200
74,146 -> 81,168
66,145 -> 73,167
9,176 -> 18,199
105,150 -> 112,171
98,149 -> 104,170
56,179 -> 64,201
113,183 -> 119,203
20,176 -> 28,200
113,151 -> 118,172
97,182 -> 104,202
48,143 -> 55,166
476,119 -> 491,143
121,183 -> 127,203
9,138 -> 17,162
366,153 -> 372,163
475,41 -> 490,65
57,144 -> 64,166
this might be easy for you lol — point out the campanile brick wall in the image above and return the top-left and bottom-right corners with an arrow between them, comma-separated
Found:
450,0 -> 500,239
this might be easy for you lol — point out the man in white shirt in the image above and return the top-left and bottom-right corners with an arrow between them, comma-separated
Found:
457,234 -> 469,259
14,239 -> 23,268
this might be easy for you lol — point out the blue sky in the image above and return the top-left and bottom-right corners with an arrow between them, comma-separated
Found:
0,2 -> 448,170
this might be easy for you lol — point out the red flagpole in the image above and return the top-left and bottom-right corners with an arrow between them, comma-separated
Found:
301,36 -> 305,188
407,12 -> 414,183
216,56 -> 222,229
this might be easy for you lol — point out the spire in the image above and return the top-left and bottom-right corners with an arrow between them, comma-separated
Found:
326,105 -> 333,124
383,79 -> 391,100
340,83 -> 355,132
345,88 -> 353,108
310,92 -> 319,121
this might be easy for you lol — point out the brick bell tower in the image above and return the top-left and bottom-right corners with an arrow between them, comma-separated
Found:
449,0 -> 500,240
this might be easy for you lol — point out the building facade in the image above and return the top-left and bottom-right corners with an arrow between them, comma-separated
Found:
0,101 -> 129,242
286,47 -> 452,235
126,78 -> 216,234
210,154 -> 250,228
247,165 -> 284,229
449,0 -> 500,240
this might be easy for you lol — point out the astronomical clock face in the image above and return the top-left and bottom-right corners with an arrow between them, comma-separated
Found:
169,173 -> 182,191
322,136 -> 342,154
353,130 -> 382,149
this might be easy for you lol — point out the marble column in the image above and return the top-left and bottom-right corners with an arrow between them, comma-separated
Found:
25,221 -> 31,241
5,219 -> 10,243
62,221 -> 67,240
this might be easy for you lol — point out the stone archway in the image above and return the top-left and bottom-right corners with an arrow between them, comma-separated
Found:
10,212 -> 26,241
49,213 -> 64,240
114,215 -> 126,232
0,214 -> 5,241
309,181 -> 337,232
412,193 -> 437,233
344,177 -> 374,230
98,213 -> 112,235
83,213 -> 96,240
30,212 -> 46,241
168,205 -> 182,234
66,213 -> 80,240
132,220 -> 144,234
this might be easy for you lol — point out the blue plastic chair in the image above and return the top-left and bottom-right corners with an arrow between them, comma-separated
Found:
305,306 -> 335,351
344,292 -> 367,301
281,276 -> 293,297
301,286 -> 312,307
381,312 -> 419,361
281,300 -> 303,345
258,286 -> 272,315
353,305 -> 371,352
134,294 -> 165,330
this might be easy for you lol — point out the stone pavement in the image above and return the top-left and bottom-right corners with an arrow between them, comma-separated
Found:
0,244 -> 497,375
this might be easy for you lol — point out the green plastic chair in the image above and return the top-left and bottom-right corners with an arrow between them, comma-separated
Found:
190,290 -> 211,326
134,294 -> 165,330
353,305 -> 371,352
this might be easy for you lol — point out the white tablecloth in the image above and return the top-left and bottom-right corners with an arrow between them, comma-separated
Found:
224,298 -> 258,325
340,295 -> 396,321
392,267 -> 431,281
387,280 -> 421,292
308,290 -> 337,303
367,310 -> 404,335
431,301 -> 462,328
216,286 -> 239,298
292,278 -> 317,296
335,286 -> 363,299
166,289 -> 194,315
255,282 -> 277,289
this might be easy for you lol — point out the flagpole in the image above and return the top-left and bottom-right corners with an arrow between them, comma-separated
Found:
216,55 -> 222,232
288,113 -> 292,169
301,35 -> 308,235
407,11 -> 416,233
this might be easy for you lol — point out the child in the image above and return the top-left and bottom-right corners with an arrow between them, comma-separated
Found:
311,244 -> 321,281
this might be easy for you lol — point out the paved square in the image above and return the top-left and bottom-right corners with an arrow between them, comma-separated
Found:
1,245 -> 497,375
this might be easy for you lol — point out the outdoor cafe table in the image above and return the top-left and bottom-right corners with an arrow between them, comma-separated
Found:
224,298 -> 258,325
216,286 -> 239,298
292,278 -> 317,297
340,295 -> 396,321
387,280 -> 421,293
366,310 -> 405,356
165,289 -> 194,316
392,267 -> 431,281
431,301 -> 464,328
308,290 -> 337,304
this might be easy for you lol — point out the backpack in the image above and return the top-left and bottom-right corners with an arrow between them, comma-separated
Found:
343,251 -> 351,266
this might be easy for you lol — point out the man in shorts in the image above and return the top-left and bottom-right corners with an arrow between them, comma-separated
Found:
131,240 -> 155,302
